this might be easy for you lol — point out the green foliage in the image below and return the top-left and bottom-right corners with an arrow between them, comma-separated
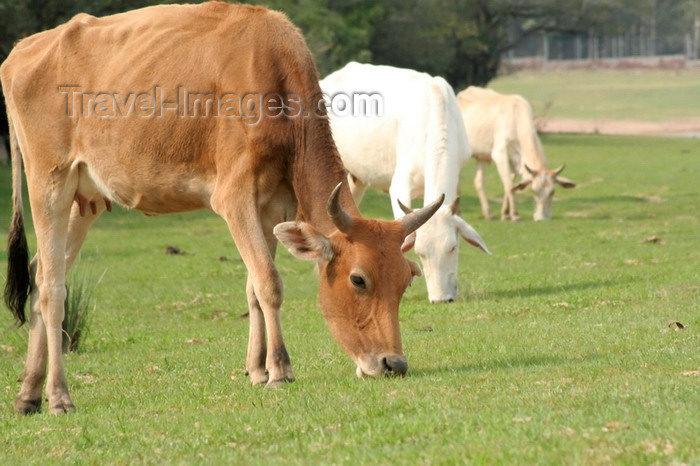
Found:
4,0 -> 699,94
245,0 -> 380,77
370,0 -> 503,87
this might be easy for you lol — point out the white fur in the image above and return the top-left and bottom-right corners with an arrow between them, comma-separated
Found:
321,63 -> 490,303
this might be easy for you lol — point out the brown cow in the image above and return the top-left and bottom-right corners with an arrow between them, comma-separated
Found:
1,2 -> 441,415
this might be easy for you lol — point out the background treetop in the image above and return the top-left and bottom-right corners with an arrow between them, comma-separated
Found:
1,0 -> 698,138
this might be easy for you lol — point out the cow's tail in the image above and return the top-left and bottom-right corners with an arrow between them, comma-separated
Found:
4,113 -> 31,326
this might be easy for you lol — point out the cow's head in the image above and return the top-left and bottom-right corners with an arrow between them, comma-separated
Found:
400,198 -> 490,303
512,165 -> 576,221
274,184 -> 441,378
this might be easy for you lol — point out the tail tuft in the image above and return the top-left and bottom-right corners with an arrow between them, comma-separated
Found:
4,210 -> 30,325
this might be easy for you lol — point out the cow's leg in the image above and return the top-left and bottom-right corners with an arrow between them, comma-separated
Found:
245,212 -> 286,385
14,257 -> 45,414
15,198 -> 105,414
473,160 -> 492,220
18,170 -> 78,414
212,182 -> 294,388
244,273 -> 267,385
347,173 -> 368,206
507,156 -> 522,222
492,148 -> 519,221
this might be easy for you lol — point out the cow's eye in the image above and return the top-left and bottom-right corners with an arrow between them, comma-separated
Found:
350,274 -> 366,290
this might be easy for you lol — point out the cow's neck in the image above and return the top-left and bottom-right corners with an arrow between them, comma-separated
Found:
519,124 -> 547,172
292,117 -> 360,234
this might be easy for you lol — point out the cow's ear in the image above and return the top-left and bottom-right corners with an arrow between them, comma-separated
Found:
401,232 -> 416,253
555,176 -> 576,189
454,215 -> 491,255
449,197 -> 460,215
274,222 -> 334,261
511,178 -> 532,192
407,259 -> 422,278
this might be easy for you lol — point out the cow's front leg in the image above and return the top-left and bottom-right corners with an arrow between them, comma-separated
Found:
500,192 -> 520,222
242,257 -> 293,387
245,274 -> 268,386
213,183 -> 295,388
493,154 -> 519,222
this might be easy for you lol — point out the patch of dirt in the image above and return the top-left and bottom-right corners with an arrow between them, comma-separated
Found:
537,118 -> 700,137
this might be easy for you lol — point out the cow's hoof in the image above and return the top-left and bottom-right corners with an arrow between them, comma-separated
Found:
266,377 -> 294,388
14,397 -> 42,415
49,399 -> 76,415
246,369 -> 269,386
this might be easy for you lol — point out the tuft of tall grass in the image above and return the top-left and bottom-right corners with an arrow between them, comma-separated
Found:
62,266 -> 105,353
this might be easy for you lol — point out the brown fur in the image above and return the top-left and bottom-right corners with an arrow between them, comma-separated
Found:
1,2 -> 438,415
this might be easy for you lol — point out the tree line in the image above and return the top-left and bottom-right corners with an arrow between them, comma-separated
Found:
1,0 -> 699,140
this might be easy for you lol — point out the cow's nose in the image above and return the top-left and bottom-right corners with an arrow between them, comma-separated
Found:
430,297 -> 456,304
384,355 -> 408,377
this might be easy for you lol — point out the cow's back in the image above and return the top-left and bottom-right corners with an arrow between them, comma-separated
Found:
1,2 -> 322,213
321,62 -> 466,195
458,87 -> 513,159
321,62 -> 432,189
458,86 -> 544,169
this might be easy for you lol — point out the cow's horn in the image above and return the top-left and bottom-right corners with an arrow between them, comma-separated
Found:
552,164 -> 566,177
400,193 -> 445,235
398,199 -> 412,215
327,182 -> 353,233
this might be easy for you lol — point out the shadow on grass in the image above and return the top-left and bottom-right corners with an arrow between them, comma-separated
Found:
563,194 -> 667,220
483,278 -> 626,300
408,352 -> 603,379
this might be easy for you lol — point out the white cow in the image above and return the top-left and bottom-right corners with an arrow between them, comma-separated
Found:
457,86 -> 576,221
321,62 -> 490,304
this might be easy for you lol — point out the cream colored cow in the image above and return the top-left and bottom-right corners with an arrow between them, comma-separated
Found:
457,86 -> 576,221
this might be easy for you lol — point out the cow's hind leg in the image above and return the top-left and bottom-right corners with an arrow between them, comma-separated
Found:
17,194 -> 104,415
14,256 -> 46,414
244,273 -> 268,385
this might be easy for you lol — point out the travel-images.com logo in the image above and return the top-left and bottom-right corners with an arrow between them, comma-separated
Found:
58,86 -> 383,124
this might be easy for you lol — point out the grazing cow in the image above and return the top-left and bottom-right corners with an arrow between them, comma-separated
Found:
320,63 -> 490,304
457,86 -> 576,221
1,2 -> 442,415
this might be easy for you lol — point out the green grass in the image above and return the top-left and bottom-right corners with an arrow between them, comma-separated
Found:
1,134 -> 699,464
490,68 -> 700,122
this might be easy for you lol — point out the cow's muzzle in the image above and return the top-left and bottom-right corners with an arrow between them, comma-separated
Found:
355,354 -> 408,378
383,354 -> 408,376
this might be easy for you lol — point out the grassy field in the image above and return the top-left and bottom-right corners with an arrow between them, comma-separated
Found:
489,68 -> 700,122
0,132 -> 698,464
